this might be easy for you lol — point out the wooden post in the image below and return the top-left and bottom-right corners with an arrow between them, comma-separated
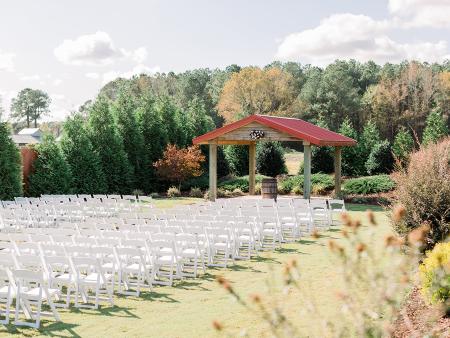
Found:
249,142 -> 256,195
303,141 -> 311,199
334,146 -> 342,198
209,141 -> 217,201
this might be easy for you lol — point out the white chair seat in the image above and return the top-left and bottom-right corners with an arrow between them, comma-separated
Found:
24,287 -> 60,299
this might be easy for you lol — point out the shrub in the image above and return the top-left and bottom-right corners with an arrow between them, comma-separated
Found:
218,177 -> 249,193
150,192 -> 160,199
189,187 -> 203,198
292,185 -> 302,195
343,175 -> 395,195
277,174 -> 334,195
254,183 -> 262,195
29,135 -> 73,197
365,140 -> 394,175
256,141 -> 287,177
0,123 -> 22,200
311,173 -> 334,189
339,118 -> 364,176
132,189 -> 144,197
392,138 -> 450,248
311,146 -> 334,174
181,174 -> 209,191
232,188 -> 244,196
419,242 -> 450,305
167,186 -> 181,198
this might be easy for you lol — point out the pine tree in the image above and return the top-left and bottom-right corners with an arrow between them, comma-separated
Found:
422,108 -> 449,145
60,114 -> 107,194
112,86 -> 148,190
360,119 -> 381,160
87,96 -> 133,194
256,141 -> 287,177
28,135 -> 72,196
392,126 -> 414,164
338,118 -> 363,176
365,140 -> 394,175
0,123 -> 23,200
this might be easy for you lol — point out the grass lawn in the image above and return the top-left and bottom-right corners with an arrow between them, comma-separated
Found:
285,151 -> 303,175
0,200 -> 392,338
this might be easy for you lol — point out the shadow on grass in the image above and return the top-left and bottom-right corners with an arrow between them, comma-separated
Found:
227,264 -> 264,273
275,247 -> 307,255
251,255 -> 280,264
173,280 -> 211,291
1,321 -> 80,337
346,203 -> 384,212
69,304 -> 139,319
137,290 -> 179,303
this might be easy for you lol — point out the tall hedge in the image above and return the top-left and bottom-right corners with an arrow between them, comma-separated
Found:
88,96 -> 133,194
112,86 -> 149,190
60,114 -> 107,194
0,123 -> 23,200
28,135 -> 72,196
256,141 -> 287,177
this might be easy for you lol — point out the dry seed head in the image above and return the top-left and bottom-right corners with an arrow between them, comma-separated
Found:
250,293 -> 262,303
328,240 -> 344,254
367,209 -> 377,225
384,235 -> 404,247
407,223 -> 430,246
335,291 -> 347,300
212,320 -> 223,331
392,205 -> 406,222
311,229 -> 320,239
356,243 -> 366,253
290,259 -> 297,268
341,212 -> 352,227
341,229 -> 349,238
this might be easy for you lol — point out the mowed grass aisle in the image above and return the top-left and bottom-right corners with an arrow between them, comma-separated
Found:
0,201 -> 391,338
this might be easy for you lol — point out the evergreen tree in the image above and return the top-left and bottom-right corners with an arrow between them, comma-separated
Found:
87,96 -> 133,194
359,120 -> 381,160
60,114 -> 107,194
112,86 -> 148,190
186,96 -> 215,142
155,96 -> 181,146
422,108 -> 449,145
136,95 -> 168,192
365,140 -> 394,175
338,118 -> 363,176
28,135 -> 72,196
311,114 -> 334,173
224,145 -> 249,176
392,126 -> 414,164
0,123 -> 23,200
256,141 -> 287,177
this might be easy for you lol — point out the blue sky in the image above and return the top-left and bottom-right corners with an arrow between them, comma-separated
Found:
0,0 -> 449,120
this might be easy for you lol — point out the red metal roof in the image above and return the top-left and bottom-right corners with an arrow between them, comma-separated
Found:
193,114 -> 357,146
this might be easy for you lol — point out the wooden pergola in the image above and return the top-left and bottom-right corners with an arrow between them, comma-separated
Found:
193,115 -> 356,201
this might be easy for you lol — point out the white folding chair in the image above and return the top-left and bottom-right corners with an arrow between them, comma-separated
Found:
116,247 -> 151,296
13,269 -> 61,328
0,269 -> 13,324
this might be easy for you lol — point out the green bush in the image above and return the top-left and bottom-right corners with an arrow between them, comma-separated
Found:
0,123 -> 23,200
311,173 -> 334,189
392,127 -> 414,164
422,107 -> 449,146
311,146 -> 334,174
189,187 -> 203,198
365,140 -> 394,175
167,186 -> 181,198
256,141 -> 287,177
277,174 -> 334,194
343,175 -> 395,195
29,135 -> 73,197
218,175 -> 267,193
181,175 -> 209,191
419,242 -> 450,305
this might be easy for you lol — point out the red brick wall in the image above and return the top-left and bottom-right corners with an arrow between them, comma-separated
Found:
20,147 -> 37,194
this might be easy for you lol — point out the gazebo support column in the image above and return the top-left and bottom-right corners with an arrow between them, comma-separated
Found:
209,141 -> 217,201
334,146 -> 342,198
303,141 -> 311,199
249,142 -> 256,195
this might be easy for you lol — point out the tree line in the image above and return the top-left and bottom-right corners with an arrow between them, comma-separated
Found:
0,59 -> 449,199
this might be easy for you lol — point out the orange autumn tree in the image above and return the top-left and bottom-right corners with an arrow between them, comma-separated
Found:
154,144 -> 206,190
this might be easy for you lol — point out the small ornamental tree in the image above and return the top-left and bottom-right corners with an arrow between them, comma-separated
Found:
392,126 -> 414,165
422,108 -> 449,146
0,123 -> 23,200
256,141 -> 287,177
154,144 -> 206,190
28,135 -> 73,196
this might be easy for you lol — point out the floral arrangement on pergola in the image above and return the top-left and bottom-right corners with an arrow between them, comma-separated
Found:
193,114 -> 356,201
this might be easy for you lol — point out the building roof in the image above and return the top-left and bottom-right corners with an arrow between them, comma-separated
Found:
12,134 -> 41,145
193,114 -> 357,146
18,128 -> 41,137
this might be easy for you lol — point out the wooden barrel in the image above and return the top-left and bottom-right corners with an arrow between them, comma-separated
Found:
261,178 -> 278,200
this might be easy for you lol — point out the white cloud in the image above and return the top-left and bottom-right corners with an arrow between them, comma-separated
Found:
52,78 -> 63,86
275,13 -> 449,65
85,72 -> 100,80
0,51 -> 15,72
388,0 -> 450,28
102,64 -> 160,85
54,31 -> 149,66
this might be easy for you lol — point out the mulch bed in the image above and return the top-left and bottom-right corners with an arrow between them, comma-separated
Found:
392,287 -> 449,338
